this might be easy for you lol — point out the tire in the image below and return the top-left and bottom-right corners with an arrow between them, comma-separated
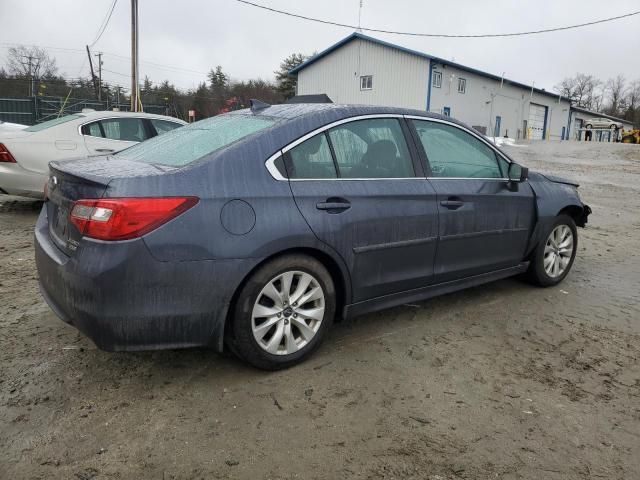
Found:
527,214 -> 578,287
229,254 -> 336,370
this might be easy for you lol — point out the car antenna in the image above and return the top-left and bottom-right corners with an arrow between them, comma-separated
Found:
250,99 -> 270,114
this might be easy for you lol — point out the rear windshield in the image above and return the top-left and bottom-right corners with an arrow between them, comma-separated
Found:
24,114 -> 82,132
116,114 -> 276,167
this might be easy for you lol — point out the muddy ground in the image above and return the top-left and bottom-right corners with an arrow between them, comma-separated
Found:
1,141 -> 639,479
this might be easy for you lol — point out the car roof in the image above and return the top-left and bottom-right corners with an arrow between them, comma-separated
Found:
228,102 -> 473,133
232,102 -> 461,124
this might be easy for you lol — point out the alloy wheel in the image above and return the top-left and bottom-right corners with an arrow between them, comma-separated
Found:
543,225 -> 574,278
251,271 -> 325,355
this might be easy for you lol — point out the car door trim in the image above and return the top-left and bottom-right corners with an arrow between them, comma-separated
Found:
266,114 -> 519,182
265,114 -> 425,181
440,227 -> 530,241
353,236 -> 437,254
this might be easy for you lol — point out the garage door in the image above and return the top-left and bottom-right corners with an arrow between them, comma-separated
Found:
528,103 -> 547,140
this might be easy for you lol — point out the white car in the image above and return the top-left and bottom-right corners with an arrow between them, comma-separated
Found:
0,111 -> 186,198
584,117 -> 623,130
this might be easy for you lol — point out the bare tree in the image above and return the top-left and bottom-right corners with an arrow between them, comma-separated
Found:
7,45 -> 57,79
554,73 -> 601,109
604,75 -> 627,116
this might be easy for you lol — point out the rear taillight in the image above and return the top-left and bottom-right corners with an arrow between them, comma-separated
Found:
69,197 -> 198,241
0,143 -> 16,163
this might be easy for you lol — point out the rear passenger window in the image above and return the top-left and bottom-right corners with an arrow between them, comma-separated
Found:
286,133 -> 337,179
100,118 -> 148,142
328,118 -> 414,178
82,121 -> 103,138
413,120 -> 502,178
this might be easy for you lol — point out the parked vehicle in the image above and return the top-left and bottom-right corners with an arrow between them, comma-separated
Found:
584,117 -> 623,129
35,103 -> 591,369
0,120 -> 27,132
0,111 -> 186,198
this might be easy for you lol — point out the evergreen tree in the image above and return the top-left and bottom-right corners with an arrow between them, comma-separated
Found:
274,53 -> 307,99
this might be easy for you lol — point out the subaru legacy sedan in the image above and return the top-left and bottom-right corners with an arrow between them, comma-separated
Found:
35,103 -> 590,369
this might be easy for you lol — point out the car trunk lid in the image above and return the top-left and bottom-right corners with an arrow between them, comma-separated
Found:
46,165 -> 110,255
45,156 -> 174,255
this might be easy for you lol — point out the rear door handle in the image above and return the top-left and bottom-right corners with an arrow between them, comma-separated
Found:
440,199 -> 464,209
316,199 -> 351,212
95,148 -> 115,153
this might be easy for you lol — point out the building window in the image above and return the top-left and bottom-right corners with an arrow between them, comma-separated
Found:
432,70 -> 442,88
457,77 -> 466,94
360,75 -> 373,90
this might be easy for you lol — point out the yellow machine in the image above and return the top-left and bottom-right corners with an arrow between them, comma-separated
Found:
621,129 -> 640,144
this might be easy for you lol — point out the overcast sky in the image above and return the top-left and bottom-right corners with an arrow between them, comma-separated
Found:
1,0 -> 639,94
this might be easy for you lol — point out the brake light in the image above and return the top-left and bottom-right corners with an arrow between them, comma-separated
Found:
0,143 -> 16,163
69,197 -> 198,241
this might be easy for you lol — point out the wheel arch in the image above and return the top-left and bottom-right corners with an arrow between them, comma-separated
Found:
220,246 -> 352,351
557,204 -> 587,227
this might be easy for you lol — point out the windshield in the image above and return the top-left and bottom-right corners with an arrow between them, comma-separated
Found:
116,114 -> 276,167
24,114 -> 82,132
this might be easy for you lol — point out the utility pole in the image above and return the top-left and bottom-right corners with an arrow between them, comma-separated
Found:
22,55 -> 35,96
94,52 -> 103,101
86,45 -> 99,100
130,0 -> 139,111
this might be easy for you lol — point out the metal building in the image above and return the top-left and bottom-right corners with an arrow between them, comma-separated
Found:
291,33 -> 572,140
568,106 -> 634,140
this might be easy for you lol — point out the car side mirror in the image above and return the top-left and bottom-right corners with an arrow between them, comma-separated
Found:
508,163 -> 528,183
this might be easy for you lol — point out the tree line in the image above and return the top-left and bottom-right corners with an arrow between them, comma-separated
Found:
2,45 -> 639,127
0,45 -> 309,120
555,73 -> 639,126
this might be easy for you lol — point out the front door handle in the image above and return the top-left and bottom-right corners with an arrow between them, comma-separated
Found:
95,148 -> 115,153
440,199 -> 464,209
316,198 -> 351,213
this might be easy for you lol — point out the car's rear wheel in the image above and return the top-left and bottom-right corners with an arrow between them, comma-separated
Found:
527,215 -> 578,287
229,254 -> 335,370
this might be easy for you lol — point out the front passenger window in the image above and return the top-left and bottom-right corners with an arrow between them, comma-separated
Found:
413,120 -> 502,178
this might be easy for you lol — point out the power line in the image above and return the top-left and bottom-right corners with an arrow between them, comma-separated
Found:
90,0 -> 119,48
0,43 -> 208,77
233,0 -> 640,38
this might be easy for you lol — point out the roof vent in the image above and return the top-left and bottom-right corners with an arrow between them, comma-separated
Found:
250,99 -> 270,113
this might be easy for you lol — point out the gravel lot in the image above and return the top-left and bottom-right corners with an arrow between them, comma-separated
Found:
1,141 -> 639,479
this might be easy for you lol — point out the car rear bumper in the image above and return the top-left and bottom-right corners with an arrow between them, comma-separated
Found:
34,206 -> 257,351
0,163 -> 46,198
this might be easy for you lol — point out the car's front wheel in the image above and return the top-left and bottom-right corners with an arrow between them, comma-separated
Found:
527,215 -> 578,287
229,254 -> 335,370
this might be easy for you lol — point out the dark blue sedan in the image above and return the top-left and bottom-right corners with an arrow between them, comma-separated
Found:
35,103 -> 590,369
